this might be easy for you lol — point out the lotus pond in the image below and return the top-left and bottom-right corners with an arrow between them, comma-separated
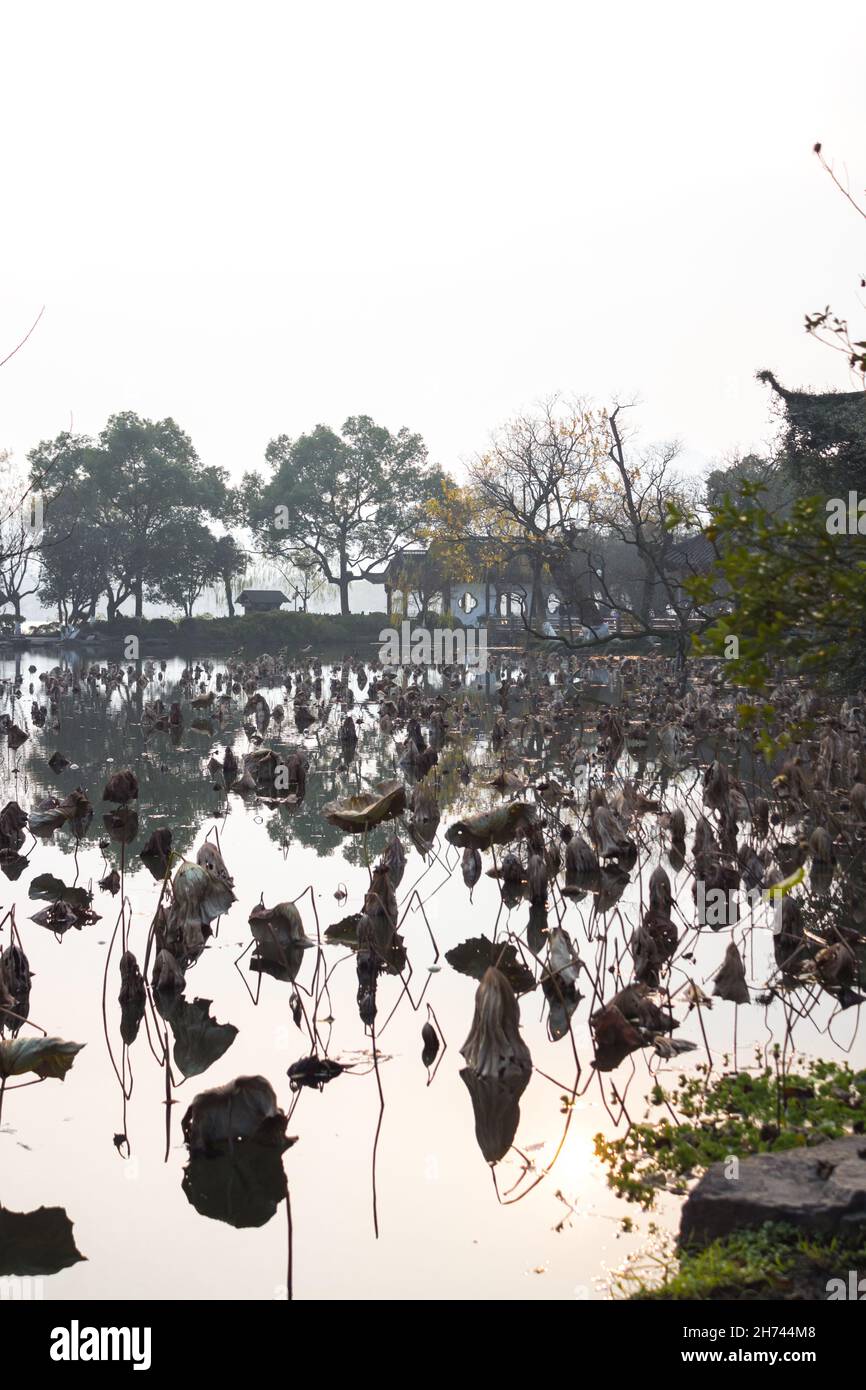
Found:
1,646 -> 864,1301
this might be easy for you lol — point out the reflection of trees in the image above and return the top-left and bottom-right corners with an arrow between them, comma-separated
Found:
259,719 -> 500,863
0,656 -> 456,877
1,661 -> 228,871
0,651 -> 542,886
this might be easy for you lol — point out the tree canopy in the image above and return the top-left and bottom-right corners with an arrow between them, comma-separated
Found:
683,481 -> 866,744
246,415 -> 439,614
31,413 -> 231,619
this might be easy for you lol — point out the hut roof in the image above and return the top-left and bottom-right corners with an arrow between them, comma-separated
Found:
235,589 -> 289,603
665,534 -> 716,575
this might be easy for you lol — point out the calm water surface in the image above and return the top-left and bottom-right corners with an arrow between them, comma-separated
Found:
0,647 -> 861,1300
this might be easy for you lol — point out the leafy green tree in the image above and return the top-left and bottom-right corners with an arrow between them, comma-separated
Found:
683,482 -> 866,715
150,523 -> 243,617
212,533 -> 246,617
31,435 -> 110,623
246,415 -> 438,615
31,413 -> 228,618
704,450 -> 791,515
38,516 -> 108,626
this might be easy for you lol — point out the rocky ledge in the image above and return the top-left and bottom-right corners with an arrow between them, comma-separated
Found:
680,1137 -> 866,1245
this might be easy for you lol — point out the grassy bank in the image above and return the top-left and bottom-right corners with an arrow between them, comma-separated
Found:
595,1057 -> 866,1209
624,1223 -> 866,1300
86,610 -> 389,652
594,1058 -> 866,1301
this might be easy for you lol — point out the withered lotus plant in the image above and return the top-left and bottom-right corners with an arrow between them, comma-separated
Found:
445,802 -> 535,851
713,941 -> 750,1005
565,835 -> 599,876
590,805 -> 634,859
461,845 -> 482,888
102,769 -> 139,804
182,1075 -> 292,1156
460,967 -> 532,1079
590,1002 -> 644,1071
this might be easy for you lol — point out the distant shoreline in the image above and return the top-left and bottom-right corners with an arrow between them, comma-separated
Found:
0,610 -> 390,655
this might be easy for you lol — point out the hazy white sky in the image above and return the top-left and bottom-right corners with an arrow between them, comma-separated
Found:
2,0 -> 865,485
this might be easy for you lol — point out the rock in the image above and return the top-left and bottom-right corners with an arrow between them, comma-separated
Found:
680,1137 -> 866,1245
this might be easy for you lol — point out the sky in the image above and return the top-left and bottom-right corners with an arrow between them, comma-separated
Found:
2,0 -> 865,492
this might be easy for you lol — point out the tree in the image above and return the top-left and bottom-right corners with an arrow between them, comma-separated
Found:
212,534 -> 246,617
421,477 -> 502,573
30,414 -> 228,619
426,400 -> 705,655
0,451 -> 46,621
247,415 -> 438,615
150,523 -> 243,617
805,144 -> 866,384
28,435 -> 108,625
465,396 -> 606,623
704,450 -> 791,515
678,147 -> 866,723
754,149 -> 866,500
240,544 -> 332,613
278,550 -> 331,612
585,414 -> 702,631
684,482 -> 866,728
513,406 -> 707,661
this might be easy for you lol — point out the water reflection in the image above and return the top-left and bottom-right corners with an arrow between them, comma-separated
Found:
0,645 -> 863,1301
